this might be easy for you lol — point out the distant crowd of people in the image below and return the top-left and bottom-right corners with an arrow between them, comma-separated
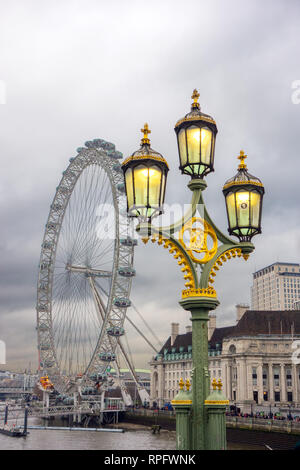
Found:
226,410 -> 300,422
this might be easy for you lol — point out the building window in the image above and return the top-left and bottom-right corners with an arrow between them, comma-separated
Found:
252,367 -> 257,386
273,367 -> 280,387
253,391 -> 258,403
263,391 -> 268,401
286,369 -> 292,387
274,391 -> 280,402
263,370 -> 268,387
287,392 -> 293,402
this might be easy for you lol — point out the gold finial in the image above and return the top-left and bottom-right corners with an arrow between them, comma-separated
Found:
238,150 -> 247,170
191,89 -> 200,109
216,379 -> 223,391
141,123 -> 151,145
179,377 -> 185,391
186,378 -> 191,392
212,378 -> 218,390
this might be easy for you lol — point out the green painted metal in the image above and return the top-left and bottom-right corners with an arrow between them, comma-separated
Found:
180,297 -> 219,449
204,388 -> 228,450
136,179 -> 258,450
171,388 -> 192,450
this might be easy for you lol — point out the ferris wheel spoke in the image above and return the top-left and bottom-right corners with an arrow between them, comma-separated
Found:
70,165 -> 106,261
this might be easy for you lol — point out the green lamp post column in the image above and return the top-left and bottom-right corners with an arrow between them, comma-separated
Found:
171,378 -> 192,450
204,378 -> 229,450
121,90 -> 265,450
180,297 -> 219,450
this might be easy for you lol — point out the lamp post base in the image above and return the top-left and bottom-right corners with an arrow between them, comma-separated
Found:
179,296 -> 221,450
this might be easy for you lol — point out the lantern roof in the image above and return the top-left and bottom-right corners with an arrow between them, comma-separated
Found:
223,151 -> 264,191
174,89 -> 217,130
122,123 -> 169,169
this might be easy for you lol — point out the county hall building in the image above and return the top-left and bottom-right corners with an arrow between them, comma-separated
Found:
150,305 -> 300,413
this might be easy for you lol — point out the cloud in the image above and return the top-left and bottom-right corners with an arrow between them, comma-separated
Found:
0,0 -> 300,372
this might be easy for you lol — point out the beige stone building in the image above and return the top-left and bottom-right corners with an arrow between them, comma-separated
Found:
251,262 -> 300,310
150,306 -> 300,412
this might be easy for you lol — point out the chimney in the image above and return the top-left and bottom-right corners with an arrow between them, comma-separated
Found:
171,323 -> 179,346
236,304 -> 249,323
208,315 -> 216,341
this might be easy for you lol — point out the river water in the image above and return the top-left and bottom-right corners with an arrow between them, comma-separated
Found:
0,418 -> 264,450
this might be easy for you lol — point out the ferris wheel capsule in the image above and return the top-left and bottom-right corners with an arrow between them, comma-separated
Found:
98,352 -> 116,362
113,297 -> 131,308
120,237 -> 138,247
118,267 -> 136,277
107,326 -> 125,337
117,183 -> 126,193
113,163 -> 123,173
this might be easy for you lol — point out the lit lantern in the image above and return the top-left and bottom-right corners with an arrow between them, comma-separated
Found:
121,124 -> 169,221
223,151 -> 264,241
174,89 -> 218,179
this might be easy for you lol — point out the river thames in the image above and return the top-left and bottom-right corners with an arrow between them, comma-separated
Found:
0,419 -> 265,450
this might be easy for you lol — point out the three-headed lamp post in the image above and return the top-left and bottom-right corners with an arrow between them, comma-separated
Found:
121,90 -> 265,450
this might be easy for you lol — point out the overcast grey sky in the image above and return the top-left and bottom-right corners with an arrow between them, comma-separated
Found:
0,0 -> 299,371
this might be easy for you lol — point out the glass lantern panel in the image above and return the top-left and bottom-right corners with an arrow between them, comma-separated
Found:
148,165 -> 163,207
186,126 -> 200,163
236,191 -> 250,227
125,167 -> 134,209
226,192 -> 237,228
210,134 -> 216,166
250,191 -> 261,228
160,172 -> 166,206
133,165 -> 149,208
178,128 -> 187,166
200,127 -> 212,164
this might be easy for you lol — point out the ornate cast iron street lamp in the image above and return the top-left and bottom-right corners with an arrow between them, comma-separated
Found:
175,89 -> 218,179
121,90 -> 264,450
223,150 -> 264,241
122,123 -> 169,221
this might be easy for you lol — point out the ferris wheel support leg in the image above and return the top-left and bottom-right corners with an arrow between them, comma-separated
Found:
89,278 -> 134,407
100,390 -> 105,412
73,392 -> 78,423
43,391 -> 50,409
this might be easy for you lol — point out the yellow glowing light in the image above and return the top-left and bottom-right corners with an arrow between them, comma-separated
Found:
236,192 -> 249,205
141,168 -> 157,178
190,128 -> 211,143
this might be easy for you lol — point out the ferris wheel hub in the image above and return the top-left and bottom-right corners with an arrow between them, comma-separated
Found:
65,264 -> 112,277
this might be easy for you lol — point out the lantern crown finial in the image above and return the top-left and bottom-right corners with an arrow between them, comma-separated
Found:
212,378 -> 218,390
191,89 -> 200,110
238,150 -> 247,170
179,377 -> 185,391
141,123 -> 151,145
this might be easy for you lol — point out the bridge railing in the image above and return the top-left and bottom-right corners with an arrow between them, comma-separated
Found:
226,415 -> 300,434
